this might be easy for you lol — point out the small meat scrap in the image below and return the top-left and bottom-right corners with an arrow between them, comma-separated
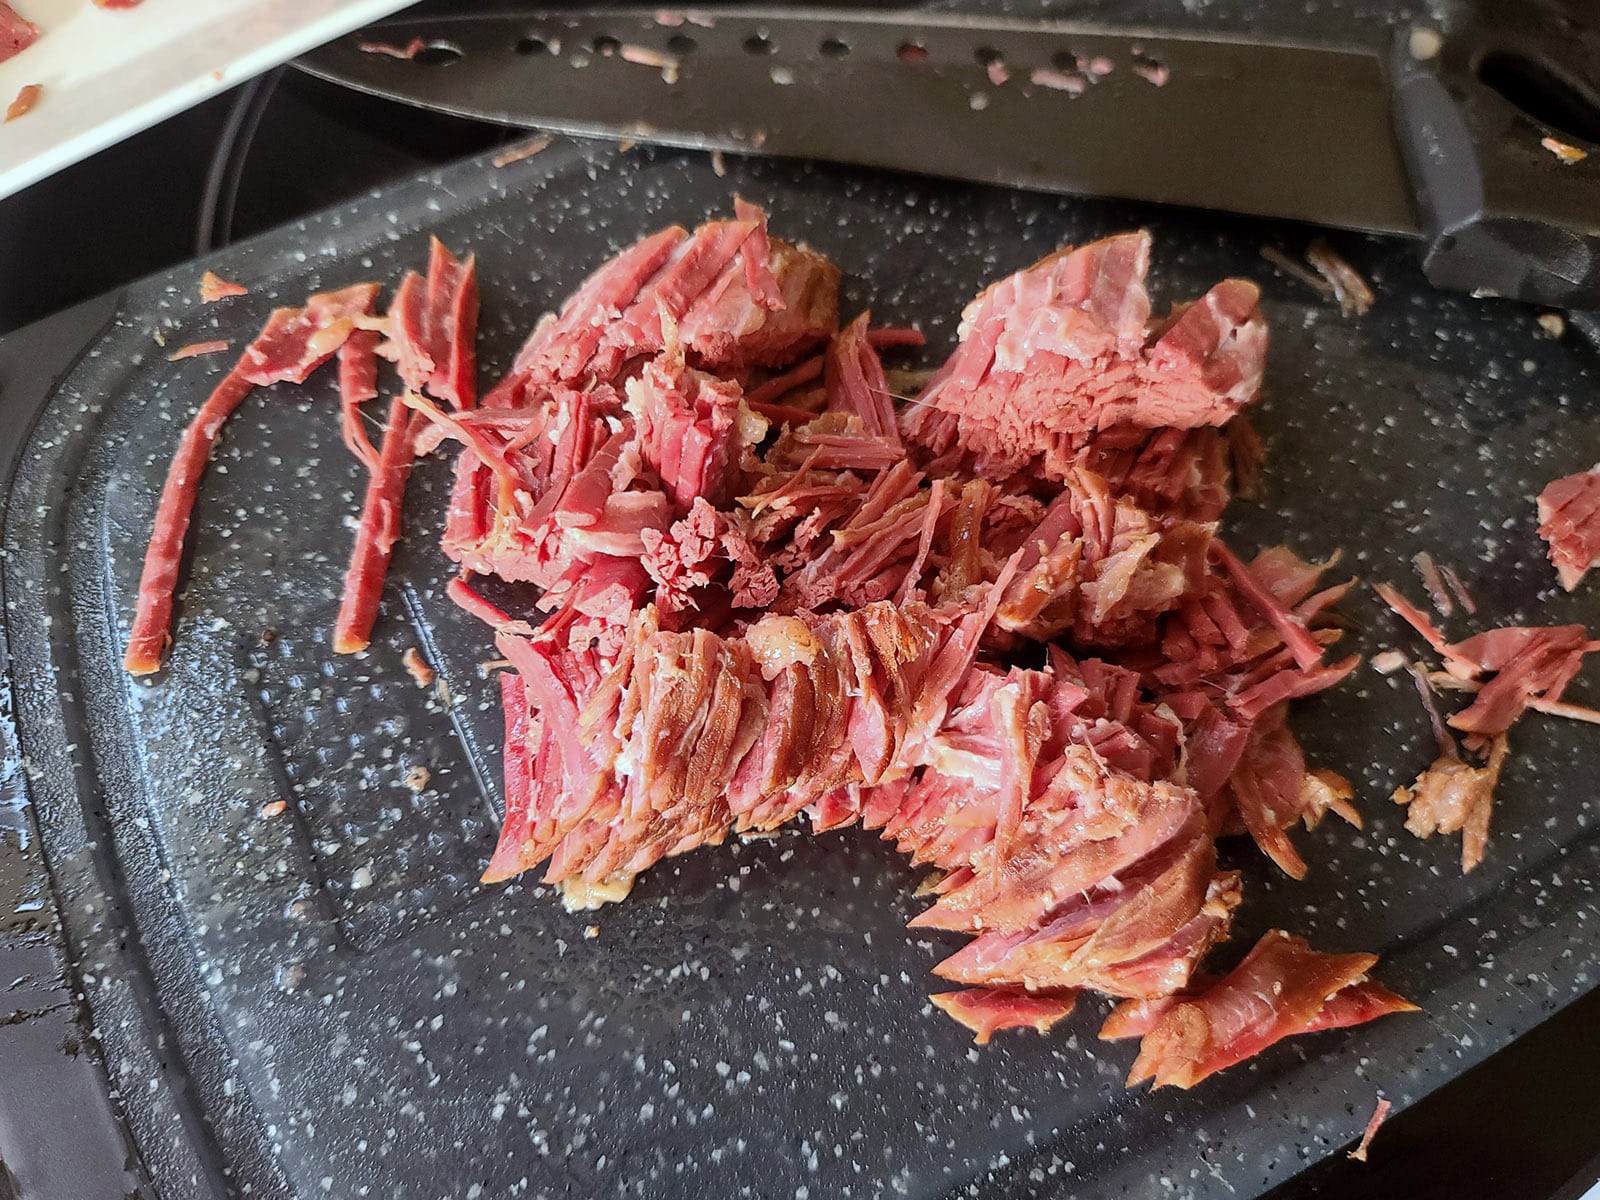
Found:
1371,649 -> 1407,675
1131,52 -> 1170,86
1101,930 -> 1417,1088
904,230 -> 1267,480
401,646 -> 435,688
1439,563 -> 1476,615
1393,733 -> 1508,873
1380,582 -> 1600,869
1348,1096 -> 1393,1162
166,339 -> 230,362
1542,136 -> 1588,165
619,43 -> 679,83
1260,245 -> 1336,298
492,136 -> 552,168
1305,237 -> 1375,317
358,36 -> 428,59
1412,550 -> 1453,617
403,764 -> 430,792
931,988 -> 1078,1044
1376,584 -> 1600,741
1029,67 -> 1087,94
0,2 -> 38,65
199,271 -> 248,302
1538,464 -> 1600,590
92,0 -> 145,7
5,82 -> 39,121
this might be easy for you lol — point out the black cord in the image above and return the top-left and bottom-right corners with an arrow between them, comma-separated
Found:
194,67 -> 285,256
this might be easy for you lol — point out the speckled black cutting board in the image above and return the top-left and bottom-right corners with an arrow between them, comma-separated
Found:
5,137 -> 1600,1200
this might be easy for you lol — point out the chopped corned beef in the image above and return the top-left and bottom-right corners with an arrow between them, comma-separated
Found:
199,271 -> 248,303
126,204 -> 1415,1091
1537,464 -> 1600,591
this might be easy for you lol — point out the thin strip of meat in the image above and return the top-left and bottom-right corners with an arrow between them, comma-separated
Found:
124,284 -> 379,674
1305,238 -> 1375,317
333,400 -> 417,654
338,329 -> 382,471
1348,1096 -> 1392,1162
123,368 -> 258,675
333,243 -> 479,653
166,340 -> 230,361
930,988 -> 1079,1044
1412,551 -> 1453,617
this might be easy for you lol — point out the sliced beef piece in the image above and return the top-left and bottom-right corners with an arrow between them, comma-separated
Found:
497,203 -> 838,396
1100,929 -> 1416,1089
1538,465 -> 1600,591
930,988 -> 1079,1044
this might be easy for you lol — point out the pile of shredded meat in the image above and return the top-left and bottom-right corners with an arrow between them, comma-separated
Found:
126,209 -> 1416,1089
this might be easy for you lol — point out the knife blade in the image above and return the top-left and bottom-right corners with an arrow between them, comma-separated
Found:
296,6 -> 1600,307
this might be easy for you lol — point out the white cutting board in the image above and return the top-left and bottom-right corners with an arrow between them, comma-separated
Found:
0,0 -> 413,202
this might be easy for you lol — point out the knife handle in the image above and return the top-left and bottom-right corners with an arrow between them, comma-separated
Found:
1390,0 -> 1600,308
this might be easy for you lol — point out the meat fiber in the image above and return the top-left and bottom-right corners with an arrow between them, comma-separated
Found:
336,242 -> 479,654
1377,584 -> 1600,743
1537,465 -> 1600,591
